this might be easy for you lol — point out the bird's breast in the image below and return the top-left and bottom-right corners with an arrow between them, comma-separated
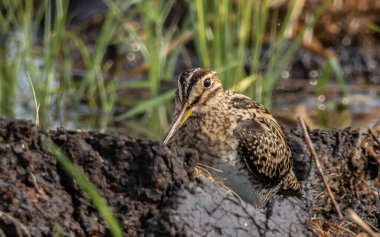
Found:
169,104 -> 264,206
190,114 -> 239,163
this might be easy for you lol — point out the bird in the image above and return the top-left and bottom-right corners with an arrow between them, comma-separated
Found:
163,68 -> 300,208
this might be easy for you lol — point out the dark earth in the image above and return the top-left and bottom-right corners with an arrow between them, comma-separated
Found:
0,118 -> 379,236
1,1 -> 380,236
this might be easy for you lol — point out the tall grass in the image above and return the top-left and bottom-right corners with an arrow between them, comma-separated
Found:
0,0 -> 70,125
115,0 -> 190,139
190,0 -> 332,108
189,0 -> 251,90
0,0 -> 141,130
0,0 -> 26,117
0,1 -> 351,235
315,56 -> 349,127
0,40 -> 16,117
0,0 -> 344,137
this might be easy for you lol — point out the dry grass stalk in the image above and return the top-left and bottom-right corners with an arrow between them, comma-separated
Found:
0,210 -> 32,237
369,128 -> 380,146
299,117 -> 344,219
347,208 -> 380,237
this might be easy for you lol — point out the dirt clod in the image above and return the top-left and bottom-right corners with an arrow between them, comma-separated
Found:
0,118 -> 379,236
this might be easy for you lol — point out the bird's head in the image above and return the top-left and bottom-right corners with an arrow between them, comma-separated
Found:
163,68 -> 223,144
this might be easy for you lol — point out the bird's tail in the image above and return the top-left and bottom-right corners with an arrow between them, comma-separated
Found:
279,170 -> 302,196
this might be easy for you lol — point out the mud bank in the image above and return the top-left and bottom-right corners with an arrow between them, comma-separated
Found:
0,118 -> 379,236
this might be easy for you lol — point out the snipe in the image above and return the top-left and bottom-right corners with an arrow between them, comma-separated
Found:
163,68 -> 300,207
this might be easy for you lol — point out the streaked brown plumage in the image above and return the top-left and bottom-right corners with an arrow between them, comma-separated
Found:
163,68 -> 300,207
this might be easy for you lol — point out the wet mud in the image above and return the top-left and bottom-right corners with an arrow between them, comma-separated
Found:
0,118 -> 379,236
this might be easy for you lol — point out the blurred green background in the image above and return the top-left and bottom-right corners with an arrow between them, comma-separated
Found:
1,0 -> 380,140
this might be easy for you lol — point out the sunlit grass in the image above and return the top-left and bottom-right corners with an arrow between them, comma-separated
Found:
0,0 -> 141,130
0,0 -> 348,138
190,0 -> 334,108
367,22 -> 380,33
189,0 -> 251,90
0,1 -> 355,235
0,42 -> 17,117
0,0 -> 22,117
113,0 -> 191,138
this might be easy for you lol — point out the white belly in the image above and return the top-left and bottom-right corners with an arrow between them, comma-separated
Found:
208,158 -> 261,206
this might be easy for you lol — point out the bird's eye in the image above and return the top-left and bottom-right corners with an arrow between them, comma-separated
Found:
203,78 -> 212,88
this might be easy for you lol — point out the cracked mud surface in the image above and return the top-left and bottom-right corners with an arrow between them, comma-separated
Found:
0,118 -> 379,236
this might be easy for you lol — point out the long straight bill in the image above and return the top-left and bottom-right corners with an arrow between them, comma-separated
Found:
163,104 -> 193,144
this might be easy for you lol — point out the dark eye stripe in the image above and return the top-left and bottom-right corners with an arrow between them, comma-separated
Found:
186,70 -> 214,98
179,69 -> 196,103
200,87 -> 222,106
175,89 -> 181,104
179,71 -> 189,102
186,72 -> 202,97
189,94 -> 202,108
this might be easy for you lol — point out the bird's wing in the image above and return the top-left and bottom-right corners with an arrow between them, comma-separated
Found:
233,117 -> 292,186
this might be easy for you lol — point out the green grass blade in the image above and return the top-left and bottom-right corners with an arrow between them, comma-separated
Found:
316,60 -> 333,95
328,57 -> 348,95
115,89 -> 176,121
194,0 -> 210,67
368,23 -> 380,33
43,136 -> 123,237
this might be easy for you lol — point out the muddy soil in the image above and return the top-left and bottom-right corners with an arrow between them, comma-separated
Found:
0,118 -> 379,236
